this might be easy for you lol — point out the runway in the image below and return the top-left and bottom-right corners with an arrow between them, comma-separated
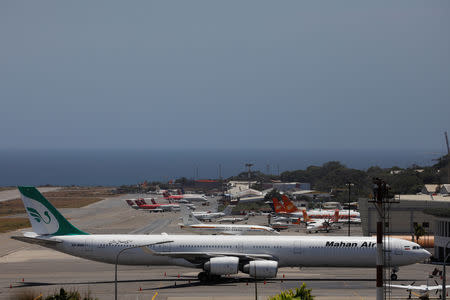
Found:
0,193 -> 437,299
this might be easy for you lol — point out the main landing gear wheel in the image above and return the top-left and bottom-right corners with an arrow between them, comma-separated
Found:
198,272 -> 221,283
198,272 -> 208,283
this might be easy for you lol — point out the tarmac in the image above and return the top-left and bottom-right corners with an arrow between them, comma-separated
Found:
0,193 -> 440,299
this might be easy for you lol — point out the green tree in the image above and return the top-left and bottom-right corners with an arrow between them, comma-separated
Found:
268,283 -> 314,300
414,224 -> 426,244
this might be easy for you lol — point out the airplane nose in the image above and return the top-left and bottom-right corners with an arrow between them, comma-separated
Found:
422,249 -> 431,259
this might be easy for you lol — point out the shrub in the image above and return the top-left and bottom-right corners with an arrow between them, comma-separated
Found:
268,283 -> 314,300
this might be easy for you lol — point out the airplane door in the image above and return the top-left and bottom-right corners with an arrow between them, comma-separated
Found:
293,240 -> 302,254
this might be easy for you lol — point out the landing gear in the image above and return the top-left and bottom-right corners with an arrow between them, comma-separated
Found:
197,272 -> 221,283
390,267 -> 399,281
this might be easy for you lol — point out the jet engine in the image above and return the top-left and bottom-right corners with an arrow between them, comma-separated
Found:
203,257 -> 239,275
242,260 -> 278,278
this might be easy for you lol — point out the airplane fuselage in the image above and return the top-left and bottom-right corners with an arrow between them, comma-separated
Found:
39,235 -> 428,269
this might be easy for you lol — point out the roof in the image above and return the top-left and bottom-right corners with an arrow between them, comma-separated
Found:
423,184 -> 440,193
394,194 -> 450,201
424,208 -> 450,218
442,184 -> 450,191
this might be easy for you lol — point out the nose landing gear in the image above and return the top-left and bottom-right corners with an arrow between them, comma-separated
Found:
390,267 -> 399,281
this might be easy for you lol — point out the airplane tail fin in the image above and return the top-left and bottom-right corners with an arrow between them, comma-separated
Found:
332,209 -> 339,222
222,205 -> 233,216
18,186 -> 88,236
302,210 -> 311,222
180,204 -> 201,225
272,198 -> 285,213
281,195 -> 298,213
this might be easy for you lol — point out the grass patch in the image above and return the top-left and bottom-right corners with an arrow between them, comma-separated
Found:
0,217 -> 30,233
0,187 -> 115,217
0,187 -> 15,191
0,187 -> 115,232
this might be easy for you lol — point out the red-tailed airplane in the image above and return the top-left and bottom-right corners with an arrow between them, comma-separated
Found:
273,195 -> 360,221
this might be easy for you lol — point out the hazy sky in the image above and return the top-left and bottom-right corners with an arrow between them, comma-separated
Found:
1,1 -> 449,150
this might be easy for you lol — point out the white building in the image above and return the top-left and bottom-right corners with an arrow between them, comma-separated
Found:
272,182 -> 310,192
359,194 -> 450,236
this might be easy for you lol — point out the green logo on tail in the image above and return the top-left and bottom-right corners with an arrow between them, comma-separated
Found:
26,207 -> 52,224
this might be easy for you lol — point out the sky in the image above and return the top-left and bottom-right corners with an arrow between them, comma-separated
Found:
1,1 -> 449,151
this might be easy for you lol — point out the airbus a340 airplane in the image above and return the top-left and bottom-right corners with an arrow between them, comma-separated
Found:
13,187 -> 430,283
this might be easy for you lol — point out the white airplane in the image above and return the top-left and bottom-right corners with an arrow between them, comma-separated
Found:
12,187 -> 430,283
217,215 -> 249,223
179,205 -> 278,235
387,280 -> 450,299
192,206 -> 233,221
304,210 -> 341,233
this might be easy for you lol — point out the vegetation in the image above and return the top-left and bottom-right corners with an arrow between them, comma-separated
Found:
278,155 -> 449,201
0,217 -> 30,233
268,283 -> 314,300
0,187 -> 115,233
414,224 -> 426,243
10,288 -> 97,300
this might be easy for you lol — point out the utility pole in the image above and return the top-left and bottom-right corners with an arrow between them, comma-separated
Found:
372,178 -> 388,300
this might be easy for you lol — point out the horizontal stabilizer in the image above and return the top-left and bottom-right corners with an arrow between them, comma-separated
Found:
11,235 -> 62,247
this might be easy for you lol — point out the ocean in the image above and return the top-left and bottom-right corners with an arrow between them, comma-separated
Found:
0,149 -> 441,186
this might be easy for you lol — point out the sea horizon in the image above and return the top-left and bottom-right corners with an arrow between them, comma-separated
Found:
0,148 -> 443,186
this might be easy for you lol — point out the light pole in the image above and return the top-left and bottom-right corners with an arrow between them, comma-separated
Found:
115,240 -> 172,300
254,263 -> 257,300
443,240 -> 450,300
346,183 -> 354,236
245,163 -> 254,189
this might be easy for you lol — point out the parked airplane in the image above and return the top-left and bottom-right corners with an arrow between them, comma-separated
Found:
125,200 -> 139,209
387,280 -> 450,299
179,205 -> 278,235
149,198 -> 196,211
304,210 -> 341,233
13,187 -> 430,283
217,215 -> 249,223
192,206 -> 233,222
132,199 -> 173,212
164,193 -> 208,203
275,196 -> 361,220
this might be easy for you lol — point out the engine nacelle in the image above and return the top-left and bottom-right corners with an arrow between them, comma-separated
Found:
242,260 -> 278,278
203,257 -> 239,275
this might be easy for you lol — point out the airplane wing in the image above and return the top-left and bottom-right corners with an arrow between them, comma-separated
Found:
141,247 -> 276,265
218,231 -> 241,235
427,285 -> 450,290
387,284 -> 429,291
